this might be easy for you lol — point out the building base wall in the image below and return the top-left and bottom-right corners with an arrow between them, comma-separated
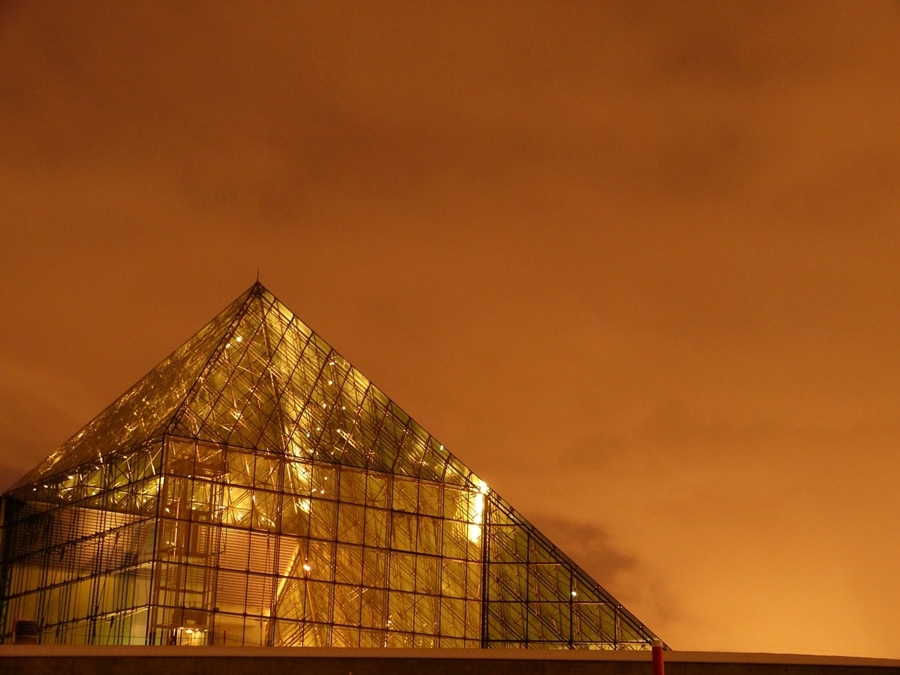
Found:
1,647 -> 898,675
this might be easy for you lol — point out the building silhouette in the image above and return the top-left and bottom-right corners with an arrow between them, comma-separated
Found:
0,283 -> 659,648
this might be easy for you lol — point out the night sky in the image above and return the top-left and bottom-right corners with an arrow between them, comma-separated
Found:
3,0 -> 900,658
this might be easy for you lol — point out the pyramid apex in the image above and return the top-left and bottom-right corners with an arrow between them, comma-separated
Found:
234,279 -> 275,305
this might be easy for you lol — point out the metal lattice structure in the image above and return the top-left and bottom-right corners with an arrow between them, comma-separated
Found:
0,283 -> 661,648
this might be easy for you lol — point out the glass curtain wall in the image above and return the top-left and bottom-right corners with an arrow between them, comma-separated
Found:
0,442 -> 161,644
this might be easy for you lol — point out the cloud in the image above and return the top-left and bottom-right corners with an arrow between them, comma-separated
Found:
2,0 -> 900,657
528,513 -> 680,630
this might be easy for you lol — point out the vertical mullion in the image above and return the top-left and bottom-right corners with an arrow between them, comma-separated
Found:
480,494 -> 491,648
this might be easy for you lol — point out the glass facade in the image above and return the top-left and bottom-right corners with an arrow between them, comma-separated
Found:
0,284 -> 659,648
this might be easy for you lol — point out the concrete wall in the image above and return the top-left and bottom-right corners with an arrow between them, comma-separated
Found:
1,646 -> 899,675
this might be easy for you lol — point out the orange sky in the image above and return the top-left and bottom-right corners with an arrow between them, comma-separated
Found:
2,0 -> 900,658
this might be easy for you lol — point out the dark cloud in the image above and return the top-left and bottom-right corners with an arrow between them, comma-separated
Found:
528,514 -> 680,630
532,516 -> 638,585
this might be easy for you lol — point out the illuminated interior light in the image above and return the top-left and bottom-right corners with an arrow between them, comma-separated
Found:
236,336 -> 243,342
328,380 -> 332,385
468,492 -> 486,543
302,563 -> 311,572
572,591 -> 578,597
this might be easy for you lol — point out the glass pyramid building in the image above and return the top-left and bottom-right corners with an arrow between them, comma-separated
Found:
0,283 -> 660,648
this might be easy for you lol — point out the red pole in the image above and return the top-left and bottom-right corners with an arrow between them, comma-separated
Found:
652,639 -> 665,675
